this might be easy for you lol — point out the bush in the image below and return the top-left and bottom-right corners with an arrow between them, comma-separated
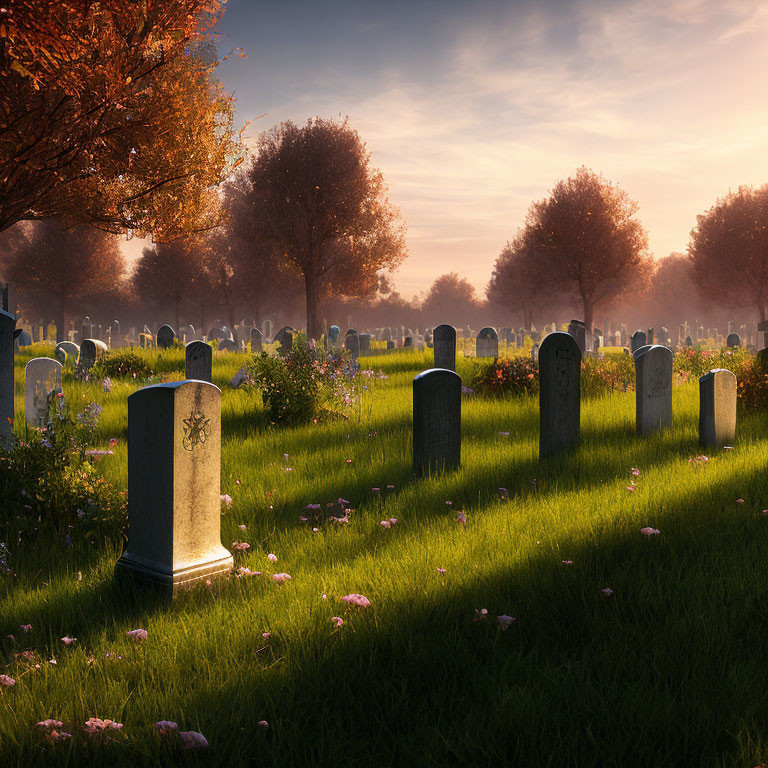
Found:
673,347 -> 751,382
248,333 -> 358,424
471,356 -> 538,397
581,353 -> 635,396
732,354 -> 768,412
90,351 -> 155,380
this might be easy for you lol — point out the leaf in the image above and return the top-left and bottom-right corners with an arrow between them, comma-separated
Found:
11,59 -> 35,79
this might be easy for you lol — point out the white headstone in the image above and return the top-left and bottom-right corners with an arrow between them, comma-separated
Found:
634,345 -> 673,435
25,357 -> 62,427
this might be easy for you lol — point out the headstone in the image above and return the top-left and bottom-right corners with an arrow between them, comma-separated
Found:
699,369 -> 736,448
54,341 -> 79,366
358,332 -> 371,354
383,327 -> 392,341
275,326 -> 295,352
250,327 -> 262,352
685,336 -> 693,347
81,316 -> 92,341
634,345 -> 673,436
79,339 -> 107,372
412,368 -> 461,476
0,309 -> 16,445
157,324 -> 176,349
726,333 -> 741,348
185,341 -> 213,383
403,336 -> 413,349
630,330 -> 647,353
567,320 -> 586,353
115,380 -> 233,591
263,319 -> 272,340
647,327 -> 655,345
328,325 -> 340,347
531,342 -> 540,362
433,324 -> 456,371
110,320 -> 121,348
17,329 -> 32,347
25,358 -> 62,427
539,332 -> 581,459
476,327 -> 498,358
386,340 -> 395,350
217,339 -> 238,353
345,329 -> 360,358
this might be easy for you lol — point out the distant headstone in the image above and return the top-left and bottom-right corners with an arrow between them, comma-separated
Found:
115,380 -> 233,592
157,324 -> 176,349
275,326 -> 295,352
685,335 -> 693,347
726,333 -> 741,348
531,342 -> 540,362
217,339 -> 238,353
386,340 -> 395,350
263,319 -> 272,340
699,369 -> 736,448
345,329 -> 360,358
634,345 -> 673,435
403,336 -> 413,349
110,320 -> 121,348
328,325 -> 340,347
567,320 -> 586,353
54,341 -> 79,366
17,329 -> 32,347
81,316 -> 92,341
383,327 -> 392,341
433,324 -> 456,371
630,330 -> 647,353
647,327 -> 655,345
539,332 -> 581,459
250,327 -> 262,352
0,309 -> 16,445
185,341 -> 213,383
412,368 -> 461,476
476,327 -> 498,358
25,357 -> 62,427
79,338 -> 107,372
358,332 -> 371,354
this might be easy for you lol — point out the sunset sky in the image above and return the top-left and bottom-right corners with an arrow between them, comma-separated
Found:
126,0 -> 768,300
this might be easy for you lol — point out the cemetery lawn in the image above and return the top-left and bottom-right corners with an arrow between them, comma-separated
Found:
4,345 -> 768,767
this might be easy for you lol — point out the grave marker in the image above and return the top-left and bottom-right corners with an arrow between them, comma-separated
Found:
726,333 -> 741,348
157,324 -> 176,349
25,357 -> 62,427
185,341 -> 213,383
0,309 -> 15,445
250,327 -> 263,352
630,330 -> 647,353
634,345 -> 673,435
699,369 -> 736,448
412,368 -> 461,476
539,332 -> 581,458
476,327 -> 498,358
433,324 -> 456,371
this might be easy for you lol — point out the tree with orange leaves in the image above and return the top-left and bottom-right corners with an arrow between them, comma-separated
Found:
0,1 -> 240,238
517,167 -> 651,331
688,186 -> 768,321
242,118 -> 407,339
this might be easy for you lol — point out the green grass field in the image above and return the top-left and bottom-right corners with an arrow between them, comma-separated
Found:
3,343 -> 768,766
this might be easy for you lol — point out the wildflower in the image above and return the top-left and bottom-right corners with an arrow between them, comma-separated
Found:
689,455 -> 709,465
258,720 -> 269,729
85,449 -> 113,458
346,458 -> 352,464
436,567 -> 447,573
239,524 -> 247,531
82,718 -> 123,735
456,512 -> 467,525
640,527 -> 660,536
60,636 -> 77,646
737,498 -> 745,504
388,517 -> 398,525
48,658 -> 57,665
20,624 -> 31,633
109,437 -> 119,447
0,674 -> 15,687
5,635 -> 14,643
474,608 -> 489,621
232,541 -> 250,551
341,593 -> 370,608
498,487 -> 509,499
220,494 -> 233,508
498,431 -> 510,437
631,467 -> 640,476
126,629 -> 148,642
445,500 -> 453,507
627,484 -> 636,492
380,520 -> 391,529
601,588 -> 614,597
272,573 -> 291,583
179,731 -> 208,749
371,487 -> 380,493
155,721 -> 178,735
267,553 -> 277,562
102,378 -> 112,393
497,615 -> 516,629
262,632 -> 271,639
36,720 -> 71,743
562,560 -> 573,565
331,616 -> 344,627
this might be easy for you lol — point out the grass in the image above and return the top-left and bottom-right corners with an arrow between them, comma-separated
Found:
3,342 -> 768,766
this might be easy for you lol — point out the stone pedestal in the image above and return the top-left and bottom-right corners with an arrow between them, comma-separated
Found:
116,380 -> 233,592
699,369 -> 736,447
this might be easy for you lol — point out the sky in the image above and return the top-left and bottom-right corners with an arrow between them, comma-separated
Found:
124,0 -> 768,301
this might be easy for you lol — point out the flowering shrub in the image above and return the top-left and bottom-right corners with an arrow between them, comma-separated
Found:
732,354 -> 768,412
91,352 -> 155,379
248,333 -> 357,424
0,391 -> 126,553
581,353 -> 635,396
471,356 -> 538,397
673,347 -> 750,382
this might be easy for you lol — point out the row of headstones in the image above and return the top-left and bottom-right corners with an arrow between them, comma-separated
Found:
412,334 -> 738,474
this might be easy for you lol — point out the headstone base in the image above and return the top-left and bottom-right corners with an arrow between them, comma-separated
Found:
116,549 -> 233,593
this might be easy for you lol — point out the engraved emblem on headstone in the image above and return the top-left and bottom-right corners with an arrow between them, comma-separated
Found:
182,409 -> 210,451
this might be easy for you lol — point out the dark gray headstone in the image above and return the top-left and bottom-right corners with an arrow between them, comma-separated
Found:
79,338 -> 107,371
157,324 -> 176,349
403,336 -> 413,348
567,320 -> 586,353
531,342 -> 540,362
345,329 -> 360,358
412,368 -> 461,476
217,339 -> 238,353
358,333 -> 371,354
275,326 -> 296,352
433,324 -> 456,371
250,327 -> 262,352
630,330 -> 647,353
476,327 -> 498,358
0,309 -> 16,445
634,345 -> 673,435
539,332 -> 581,459
186,341 -> 213,382
726,333 -> 741,348
699,368 -> 736,448
685,335 -> 693,347
387,340 -> 395,350
110,320 -> 121,348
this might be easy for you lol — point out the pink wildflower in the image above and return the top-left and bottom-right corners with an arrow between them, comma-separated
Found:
456,512 -> 467,525
232,541 -> 250,551
436,567 -> 446,573
497,615 -> 516,629
473,608 -> 488,621
341,593 -> 370,608
0,674 -> 15,687
272,573 -> 291,583
257,720 -> 269,729
82,718 -> 123,735
155,721 -> 178,735
238,524 -> 247,531
267,553 -> 278,562
179,730 -> 208,749
631,467 -> 640,476
380,520 -> 391,529
601,588 -> 614,596
331,616 -> 344,627
20,624 -> 31,632
220,494 -> 233,508
627,484 -> 636,492
126,629 -> 148,642
562,560 -> 573,565
37,719 -> 65,730
237,567 -> 261,577
640,527 -> 660,536
262,632 -> 271,639
60,636 -> 77,646
737,498 -> 745,504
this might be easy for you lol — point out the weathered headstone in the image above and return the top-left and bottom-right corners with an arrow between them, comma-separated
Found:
275,326 -> 295,352
110,320 -> 121,348
539,332 -> 581,459
185,341 -> 213,383
0,309 -> 16,445
54,341 -> 79,366
476,327 -> 498,358
358,332 -> 371,354
386,340 -> 395,350
433,324 -> 456,371
79,339 -> 107,372
412,368 -> 461,476
345,329 -> 360,358
17,329 -> 32,347
115,380 -> 233,591
634,345 -> 673,435
263,319 -> 272,340
250,327 -> 262,352
531,342 -> 540,362
699,369 -> 736,448
567,320 -> 586,353
217,339 -> 238,353
685,335 -> 693,347
157,324 -> 176,349
403,335 -> 413,349
630,330 -> 647,353
327,325 -> 340,347
25,357 -> 62,427
726,333 -> 741,348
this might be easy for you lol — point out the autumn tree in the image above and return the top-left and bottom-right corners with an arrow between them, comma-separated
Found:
518,167 -> 651,331
487,235 -> 559,328
688,186 -> 768,320
420,273 -> 481,326
243,117 -> 407,339
0,219 -> 124,340
132,239 -> 211,333
0,1 -> 240,237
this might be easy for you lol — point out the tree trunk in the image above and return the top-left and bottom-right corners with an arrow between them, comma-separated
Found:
305,271 -> 322,340
56,297 -> 66,343
175,296 -> 180,336
759,300 -> 767,323
583,298 -> 593,334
